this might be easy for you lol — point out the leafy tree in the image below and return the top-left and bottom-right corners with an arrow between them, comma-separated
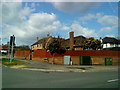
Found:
47,39 -> 66,64
15,46 -> 30,51
83,37 -> 102,50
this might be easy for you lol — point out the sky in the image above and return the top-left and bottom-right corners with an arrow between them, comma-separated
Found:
0,0 -> 119,46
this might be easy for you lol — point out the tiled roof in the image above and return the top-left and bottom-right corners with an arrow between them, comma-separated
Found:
102,37 -> 120,44
0,45 -> 8,50
61,35 -> 86,48
32,38 -> 47,45
32,36 -> 65,46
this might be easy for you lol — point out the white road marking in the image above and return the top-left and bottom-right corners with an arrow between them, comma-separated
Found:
107,79 -> 119,83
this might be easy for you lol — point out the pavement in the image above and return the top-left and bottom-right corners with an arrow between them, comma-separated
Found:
7,58 -> 119,72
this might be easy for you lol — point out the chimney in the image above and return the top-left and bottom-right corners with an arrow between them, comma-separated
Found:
47,34 -> 50,37
69,32 -> 74,50
100,37 -> 102,43
36,37 -> 38,42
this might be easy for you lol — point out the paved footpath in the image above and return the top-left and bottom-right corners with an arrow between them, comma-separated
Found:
8,58 -> 119,72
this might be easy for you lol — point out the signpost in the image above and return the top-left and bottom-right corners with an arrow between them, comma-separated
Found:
7,42 -> 10,60
10,35 -> 15,63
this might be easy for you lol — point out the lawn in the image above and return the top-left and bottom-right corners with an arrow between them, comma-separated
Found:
1,58 -> 30,66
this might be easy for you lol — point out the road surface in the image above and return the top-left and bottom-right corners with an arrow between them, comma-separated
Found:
2,66 -> 119,88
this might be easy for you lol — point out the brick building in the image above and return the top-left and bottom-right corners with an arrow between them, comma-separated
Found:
0,44 -> 8,55
31,32 -> 86,51
61,32 -> 86,50
31,34 -> 65,50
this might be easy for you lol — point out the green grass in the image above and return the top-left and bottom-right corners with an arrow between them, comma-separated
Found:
1,58 -> 30,66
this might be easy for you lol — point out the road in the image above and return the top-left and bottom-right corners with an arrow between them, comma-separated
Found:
0,64 -> 2,90
2,66 -> 119,88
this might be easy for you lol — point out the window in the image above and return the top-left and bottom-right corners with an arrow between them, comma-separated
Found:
110,44 -> 114,47
32,46 -> 34,48
39,44 -> 42,47
37,44 -> 38,47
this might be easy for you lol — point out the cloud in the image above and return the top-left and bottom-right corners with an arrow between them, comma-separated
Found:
31,2 -> 36,8
1,0 -> 22,2
100,25 -> 117,32
97,15 -> 118,25
2,2 -> 61,45
79,13 -> 118,33
43,0 -> 119,2
52,2 -> 99,13
80,14 -> 96,21
80,13 -> 102,21
80,13 -> 118,25
1,2 -> 21,24
71,22 -> 98,37
62,26 -> 70,30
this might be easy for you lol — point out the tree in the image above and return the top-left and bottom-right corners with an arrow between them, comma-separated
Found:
83,37 -> 102,50
47,39 -> 66,64
15,46 -> 30,51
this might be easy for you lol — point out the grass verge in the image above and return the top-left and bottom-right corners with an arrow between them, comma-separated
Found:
0,58 -> 30,66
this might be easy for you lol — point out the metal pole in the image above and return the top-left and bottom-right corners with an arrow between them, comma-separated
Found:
10,35 -> 14,63
7,42 -> 10,59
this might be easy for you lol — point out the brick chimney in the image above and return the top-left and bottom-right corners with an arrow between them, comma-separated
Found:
47,34 -> 50,37
69,32 -> 74,50
36,37 -> 38,42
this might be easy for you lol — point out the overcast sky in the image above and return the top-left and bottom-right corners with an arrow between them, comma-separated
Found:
1,0 -> 119,46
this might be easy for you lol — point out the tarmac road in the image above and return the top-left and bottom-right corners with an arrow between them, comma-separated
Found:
0,64 -> 2,90
2,66 -> 119,88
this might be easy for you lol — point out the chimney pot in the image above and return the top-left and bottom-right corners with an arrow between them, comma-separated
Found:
36,37 -> 38,42
47,34 -> 50,37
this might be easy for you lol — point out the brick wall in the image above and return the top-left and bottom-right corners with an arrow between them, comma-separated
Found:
14,50 -> 30,60
91,56 -> 119,65
31,49 -> 119,57
92,56 -> 105,65
112,57 -> 120,65
14,49 -> 120,65
71,56 -> 80,65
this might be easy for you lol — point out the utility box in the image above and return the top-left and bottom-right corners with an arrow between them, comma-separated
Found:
64,56 -> 70,65
80,56 -> 91,65
105,57 -> 112,65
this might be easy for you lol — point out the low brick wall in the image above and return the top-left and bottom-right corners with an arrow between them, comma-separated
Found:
14,49 -> 120,65
92,56 -> 105,65
71,56 -> 80,65
91,56 -> 119,65
14,50 -> 31,60
14,56 -> 30,60
112,57 -> 120,65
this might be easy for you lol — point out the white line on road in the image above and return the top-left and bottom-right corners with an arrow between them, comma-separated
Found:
107,79 -> 119,83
